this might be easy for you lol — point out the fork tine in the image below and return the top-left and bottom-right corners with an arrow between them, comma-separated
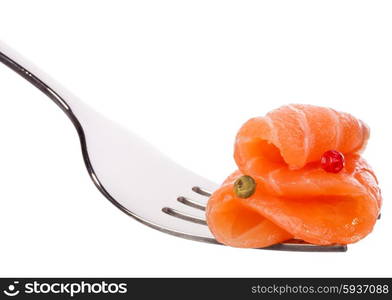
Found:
162,207 -> 207,225
177,196 -> 206,211
192,186 -> 212,197
263,241 -> 347,252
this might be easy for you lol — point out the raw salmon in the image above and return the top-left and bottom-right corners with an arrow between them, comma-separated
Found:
206,171 -> 293,248
206,104 -> 381,248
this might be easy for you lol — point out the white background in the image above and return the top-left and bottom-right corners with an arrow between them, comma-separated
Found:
0,0 -> 391,277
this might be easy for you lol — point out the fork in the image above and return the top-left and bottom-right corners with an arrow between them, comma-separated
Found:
0,41 -> 348,252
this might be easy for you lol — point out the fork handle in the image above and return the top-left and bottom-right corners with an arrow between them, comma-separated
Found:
0,40 -> 91,124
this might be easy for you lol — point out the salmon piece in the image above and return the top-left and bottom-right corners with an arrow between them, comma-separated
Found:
234,104 -> 369,170
207,162 -> 379,246
348,156 -> 382,210
243,155 -> 372,199
206,171 -> 293,248
207,104 -> 381,248
234,104 -> 373,199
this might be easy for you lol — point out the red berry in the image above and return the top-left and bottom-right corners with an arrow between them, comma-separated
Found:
321,150 -> 345,173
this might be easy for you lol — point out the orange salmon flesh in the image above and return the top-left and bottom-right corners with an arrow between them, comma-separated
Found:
206,104 -> 381,248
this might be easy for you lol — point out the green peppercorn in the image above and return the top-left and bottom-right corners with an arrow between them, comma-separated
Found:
233,175 -> 256,198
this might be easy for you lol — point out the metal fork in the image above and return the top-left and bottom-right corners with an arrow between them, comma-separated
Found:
0,41 -> 348,252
